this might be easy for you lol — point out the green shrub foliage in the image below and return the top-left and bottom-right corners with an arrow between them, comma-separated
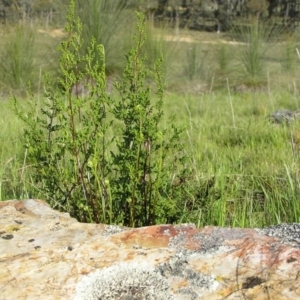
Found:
12,0 -> 189,227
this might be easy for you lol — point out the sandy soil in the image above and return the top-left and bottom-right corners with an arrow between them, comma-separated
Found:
38,28 -> 66,38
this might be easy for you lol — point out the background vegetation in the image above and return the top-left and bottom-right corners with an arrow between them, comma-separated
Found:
1,0 -> 300,228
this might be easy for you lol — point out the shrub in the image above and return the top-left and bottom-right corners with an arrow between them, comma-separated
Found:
12,0 -> 189,227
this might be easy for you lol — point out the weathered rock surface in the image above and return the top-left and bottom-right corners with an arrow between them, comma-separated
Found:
1,199 -> 300,299
270,109 -> 300,124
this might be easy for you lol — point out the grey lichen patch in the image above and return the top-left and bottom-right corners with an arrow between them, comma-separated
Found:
177,288 -> 199,300
101,225 -> 130,236
269,110 -> 300,124
256,223 -> 300,248
191,232 -> 223,253
157,252 -> 218,297
168,231 -> 189,250
169,227 -> 223,253
74,261 -> 174,300
158,252 -> 189,278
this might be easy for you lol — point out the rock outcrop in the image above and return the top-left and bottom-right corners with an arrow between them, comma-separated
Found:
1,199 -> 300,299
270,109 -> 300,124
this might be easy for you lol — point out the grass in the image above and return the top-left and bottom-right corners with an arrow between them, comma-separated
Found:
1,8 -> 300,227
0,26 -> 37,95
76,0 -> 136,75
2,90 -> 300,227
0,101 -> 27,200
164,92 -> 300,227
0,25 -> 62,97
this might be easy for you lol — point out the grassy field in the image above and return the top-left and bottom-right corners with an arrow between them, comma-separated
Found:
1,10 -> 300,227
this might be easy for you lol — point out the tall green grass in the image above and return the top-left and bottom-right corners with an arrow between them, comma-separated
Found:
0,26 -> 37,95
185,43 -> 208,81
142,23 -> 181,87
0,24 -> 63,96
162,91 -> 300,227
76,0 -> 135,75
0,101 -> 30,200
229,20 -> 285,86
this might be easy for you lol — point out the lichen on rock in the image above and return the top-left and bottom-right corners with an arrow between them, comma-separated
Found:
74,261 -> 173,300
